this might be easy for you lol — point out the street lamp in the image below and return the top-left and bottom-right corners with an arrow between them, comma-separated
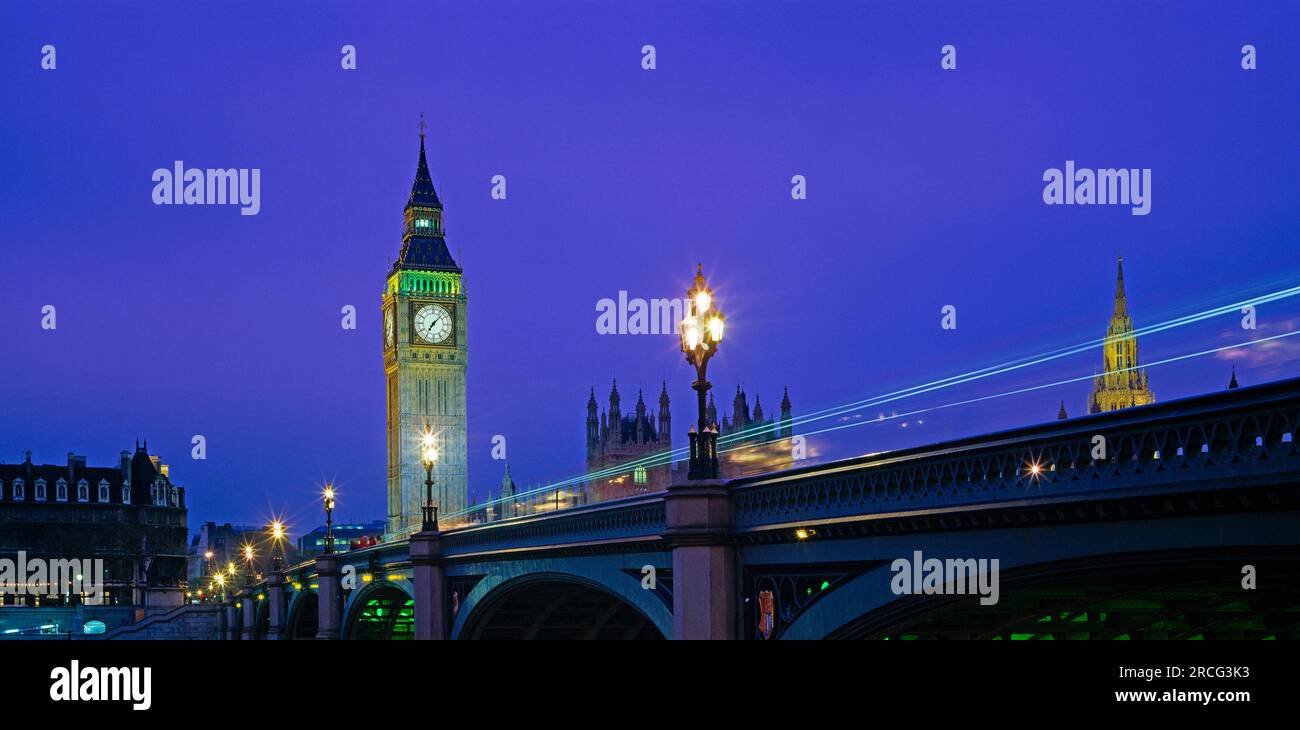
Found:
421,427 -> 440,531
241,543 -> 255,578
268,520 -> 286,571
204,550 -> 214,576
322,485 -> 336,555
680,263 -> 725,479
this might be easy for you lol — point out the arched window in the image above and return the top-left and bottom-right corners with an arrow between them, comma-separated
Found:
97,479 -> 109,503
12,479 -> 24,501
56,478 -> 68,502
77,479 -> 89,502
35,479 -> 46,501
122,484 -> 131,503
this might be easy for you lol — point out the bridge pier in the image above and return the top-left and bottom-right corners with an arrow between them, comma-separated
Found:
266,573 -> 286,640
240,587 -> 257,640
314,554 -> 342,640
411,531 -> 448,640
665,478 -> 736,640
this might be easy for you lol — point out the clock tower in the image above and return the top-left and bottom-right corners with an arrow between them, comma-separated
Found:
381,125 -> 468,535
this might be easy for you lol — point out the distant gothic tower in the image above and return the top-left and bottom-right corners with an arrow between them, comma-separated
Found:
381,124 -> 469,535
1088,259 -> 1155,414
585,379 -> 670,501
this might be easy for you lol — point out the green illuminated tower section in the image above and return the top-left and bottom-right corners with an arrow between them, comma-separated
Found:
381,128 -> 468,535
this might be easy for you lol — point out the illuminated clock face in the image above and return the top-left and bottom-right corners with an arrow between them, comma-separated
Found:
414,304 -> 452,344
384,309 -> 395,348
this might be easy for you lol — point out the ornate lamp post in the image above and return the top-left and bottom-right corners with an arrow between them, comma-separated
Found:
421,427 -> 440,531
242,543 -> 255,580
680,263 -> 725,479
322,485 -> 336,555
268,520 -> 286,571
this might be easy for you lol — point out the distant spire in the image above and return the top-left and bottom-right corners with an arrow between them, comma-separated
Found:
1057,400 -> 1068,420
1228,366 -> 1239,390
1112,257 -> 1128,317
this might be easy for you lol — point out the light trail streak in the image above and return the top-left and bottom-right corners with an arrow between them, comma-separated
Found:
436,284 -> 1300,522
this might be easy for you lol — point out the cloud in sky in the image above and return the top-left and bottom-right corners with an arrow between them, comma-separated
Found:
1214,318 -> 1300,367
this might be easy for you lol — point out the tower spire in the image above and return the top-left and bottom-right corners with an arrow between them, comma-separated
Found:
1088,258 -> 1154,414
1112,257 -> 1128,317
394,120 -> 458,273
408,117 -> 442,210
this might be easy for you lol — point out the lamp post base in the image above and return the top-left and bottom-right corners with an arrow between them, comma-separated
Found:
687,430 -> 720,480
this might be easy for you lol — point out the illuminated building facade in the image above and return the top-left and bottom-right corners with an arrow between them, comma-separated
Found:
1088,259 -> 1156,414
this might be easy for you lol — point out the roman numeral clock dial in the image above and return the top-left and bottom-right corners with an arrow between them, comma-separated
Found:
414,303 -> 452,344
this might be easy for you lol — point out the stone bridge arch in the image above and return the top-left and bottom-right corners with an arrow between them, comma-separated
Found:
253,596 -> 270,640
285,589 -> 318,640
452,564 -> 670,640
778,547 -> 1300,640
342,581 -> 415,640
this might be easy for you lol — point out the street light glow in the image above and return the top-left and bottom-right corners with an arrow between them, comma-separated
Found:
707,315 -> 724,342
694,290 -> 711,315
421,427 -> 439,467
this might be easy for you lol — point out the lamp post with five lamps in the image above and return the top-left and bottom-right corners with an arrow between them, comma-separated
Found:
679,264 -> 726,480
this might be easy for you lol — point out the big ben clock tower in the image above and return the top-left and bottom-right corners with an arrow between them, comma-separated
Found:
382,124 -> 468,535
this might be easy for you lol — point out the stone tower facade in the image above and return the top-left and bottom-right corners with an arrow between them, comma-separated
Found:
381,128 -> 468,535
1088,259 -> 1155,414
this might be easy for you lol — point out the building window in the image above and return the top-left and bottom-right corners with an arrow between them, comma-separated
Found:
122,484 -> 131,503
415,218 -> 431,229
98,480 -> 110,503
634,466 -> 647,484
35,479 -> 46,501
12,479 -> 24,501
56,479 -> 68,502
77,479 -> 89,502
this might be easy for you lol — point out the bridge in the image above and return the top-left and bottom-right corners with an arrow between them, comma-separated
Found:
224,376 -> 1300,640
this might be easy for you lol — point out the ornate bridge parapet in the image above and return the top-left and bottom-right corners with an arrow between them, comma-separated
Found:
730,376 -> 1300,531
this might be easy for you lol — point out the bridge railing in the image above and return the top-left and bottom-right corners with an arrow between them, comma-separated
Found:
440,492 -> 667,557
729,376 -> 1300,529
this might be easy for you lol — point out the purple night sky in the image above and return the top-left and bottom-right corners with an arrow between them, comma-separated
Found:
2,1 -> 1298,535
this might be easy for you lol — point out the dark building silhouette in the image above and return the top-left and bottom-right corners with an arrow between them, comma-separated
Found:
0,442 -> 188,607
